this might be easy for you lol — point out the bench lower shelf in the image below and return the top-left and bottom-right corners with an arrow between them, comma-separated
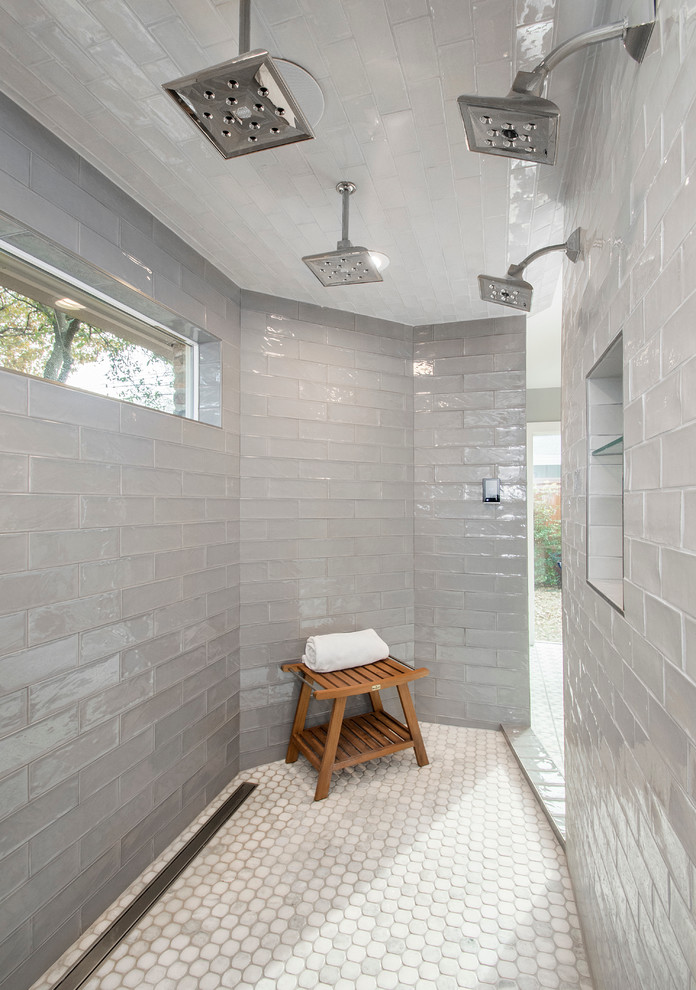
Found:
294,710 -> 415,771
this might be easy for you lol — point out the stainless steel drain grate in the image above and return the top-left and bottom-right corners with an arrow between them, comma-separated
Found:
50,782 -> 257,990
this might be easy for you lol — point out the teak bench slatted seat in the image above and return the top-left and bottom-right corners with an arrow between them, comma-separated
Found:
281,656 -> 430,800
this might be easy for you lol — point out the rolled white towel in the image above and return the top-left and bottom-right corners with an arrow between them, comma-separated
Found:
302,628 -> 389,673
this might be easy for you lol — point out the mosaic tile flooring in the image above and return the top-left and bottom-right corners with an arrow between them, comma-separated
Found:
37,723 -> 593,990
530,642 -> 564,774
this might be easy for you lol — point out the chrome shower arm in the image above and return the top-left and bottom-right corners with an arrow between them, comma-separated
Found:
336,181 -> 356,250
511,16 -> 655,97
513,22 -> 624,96
507,243 -> 567,277
507,228 -> 582,277
537,21 -> 625,74
238,0 -> 251,54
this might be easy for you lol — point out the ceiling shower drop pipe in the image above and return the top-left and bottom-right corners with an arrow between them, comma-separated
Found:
238,0 -> 251,54
337,181 -> 356,251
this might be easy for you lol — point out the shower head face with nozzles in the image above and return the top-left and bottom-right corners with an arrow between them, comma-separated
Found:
478,274 -> 534,311
458,92 -> 560,165
303,247 -> 382,287
163,50 -> 314,159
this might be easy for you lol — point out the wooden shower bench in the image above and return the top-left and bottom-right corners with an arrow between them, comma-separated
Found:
281,656 -> 429,800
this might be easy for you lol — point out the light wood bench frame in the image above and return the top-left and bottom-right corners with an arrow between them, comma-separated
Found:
281,656 -> 429,800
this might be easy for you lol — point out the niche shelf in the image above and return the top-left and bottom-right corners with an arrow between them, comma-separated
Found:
586,335 -> 624,611
591,435 -> 623,457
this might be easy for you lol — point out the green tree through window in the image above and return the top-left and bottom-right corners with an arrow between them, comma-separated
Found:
0,284 -> 182,414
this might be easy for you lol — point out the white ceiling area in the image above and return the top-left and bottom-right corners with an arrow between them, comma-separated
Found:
0,0 -> 605,329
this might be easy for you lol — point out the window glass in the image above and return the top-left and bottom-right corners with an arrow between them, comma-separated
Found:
0,240 -> 216,421
0,279 -> 190,415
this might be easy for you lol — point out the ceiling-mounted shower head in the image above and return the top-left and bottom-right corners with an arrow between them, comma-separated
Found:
303,182 -> 386,287
479,227 -> 583,311
303,247 -> 382,286
459,11 -> 656,165
162,0 -> 318,158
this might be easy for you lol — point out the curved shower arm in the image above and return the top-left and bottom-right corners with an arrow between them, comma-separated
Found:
507,229 -> 582,277
511,14 -> 655,98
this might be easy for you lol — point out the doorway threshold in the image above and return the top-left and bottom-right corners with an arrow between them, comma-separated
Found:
501,724 -> 566,848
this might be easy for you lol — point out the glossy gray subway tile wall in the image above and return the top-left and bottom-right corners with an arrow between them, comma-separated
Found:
562,3 -> 696,988
0,96 -> 242,990
413,317 -> 529,727
237,299 -> 529,768
238,293 -> 416,768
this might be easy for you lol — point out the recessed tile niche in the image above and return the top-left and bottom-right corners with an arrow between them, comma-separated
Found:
586,334 -> 624,610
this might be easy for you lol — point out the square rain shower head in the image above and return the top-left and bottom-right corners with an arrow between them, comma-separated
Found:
303,247 -> 383,287
458,92 -> 560,165
478,274 -> 534,311
163,50 -> 314,159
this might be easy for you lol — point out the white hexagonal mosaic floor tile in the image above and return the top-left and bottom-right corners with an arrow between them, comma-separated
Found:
44,723 -> 594,990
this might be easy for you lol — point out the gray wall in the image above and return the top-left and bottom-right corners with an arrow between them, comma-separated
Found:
0,94 -> 242,990
562,3 -> 696,987
413,318 -> 529,726
238,291 -> 415,768
237,297 -> 530,767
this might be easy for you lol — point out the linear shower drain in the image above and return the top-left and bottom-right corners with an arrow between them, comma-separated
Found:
50,782 -> 257,990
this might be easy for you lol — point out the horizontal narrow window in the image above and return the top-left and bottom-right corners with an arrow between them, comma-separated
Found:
0,224 -> 221,425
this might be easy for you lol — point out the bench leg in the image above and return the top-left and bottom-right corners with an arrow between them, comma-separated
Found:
286,679 -> 313,763
397,683 -> 429,767
369,688 -> 384,713
314,696 -> 346,801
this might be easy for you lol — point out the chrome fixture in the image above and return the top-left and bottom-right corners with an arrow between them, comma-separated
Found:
459,11 -> 656,164
303,182 -> 388,287
479,227 -> 583,311
162,0 -> 318,158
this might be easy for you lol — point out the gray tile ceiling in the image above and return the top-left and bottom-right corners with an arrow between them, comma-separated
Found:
0,0 -> 603,325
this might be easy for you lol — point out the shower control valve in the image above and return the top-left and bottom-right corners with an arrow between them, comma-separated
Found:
482,478 -> 501,503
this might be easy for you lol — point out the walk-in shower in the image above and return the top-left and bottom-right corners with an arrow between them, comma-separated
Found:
303,182 -> 389,287
459,13 -> 656,164
162,0 -> 321,158
479,228 -> 583,311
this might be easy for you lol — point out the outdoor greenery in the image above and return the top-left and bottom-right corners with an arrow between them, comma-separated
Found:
534,586 -> 562,642
534,486 -> 562,588
0,283 -> 178,412
0,285 -> 107,381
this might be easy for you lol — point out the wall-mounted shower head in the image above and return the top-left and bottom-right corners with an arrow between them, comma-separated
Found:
459,11 -> 656,165
163,0 -> 319,158
479,228 -> 583,311
478,273 -> 535,311
459,92 -> 560,165
303,182 -> 386,287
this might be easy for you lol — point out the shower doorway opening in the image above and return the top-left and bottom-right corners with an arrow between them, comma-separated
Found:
527,424 -> 564,774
